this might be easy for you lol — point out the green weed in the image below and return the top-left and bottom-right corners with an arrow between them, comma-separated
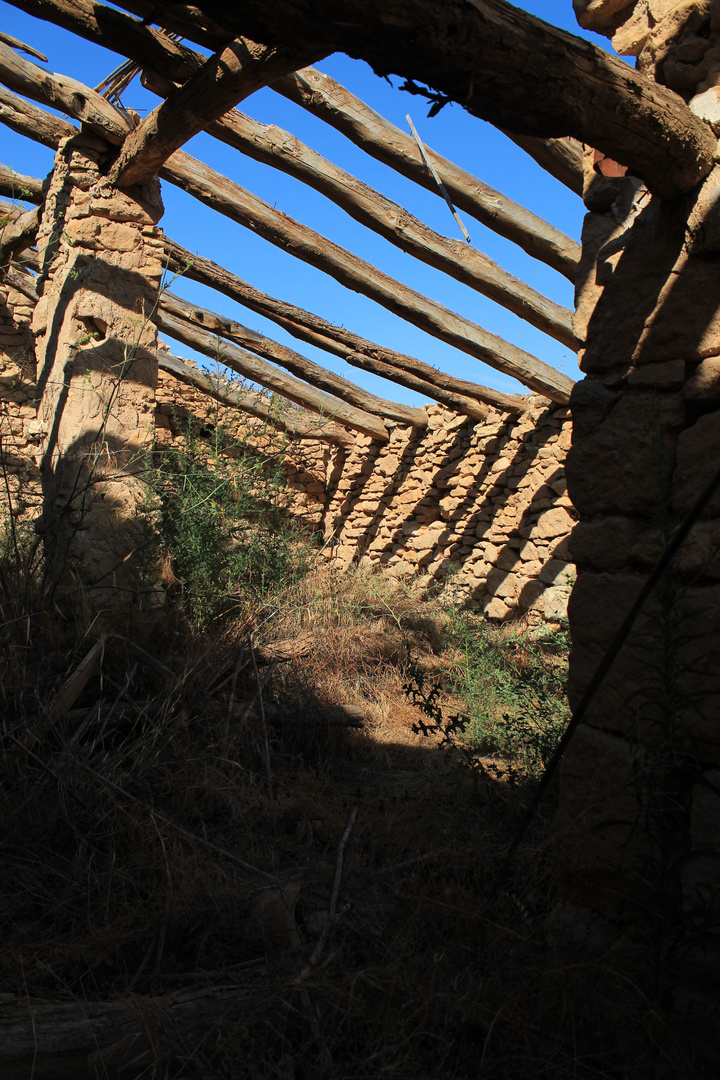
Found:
447,609 -> 570,780
148,412 -> 314,626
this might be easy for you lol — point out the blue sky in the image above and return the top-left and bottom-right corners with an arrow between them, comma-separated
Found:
0,1 -> 614,405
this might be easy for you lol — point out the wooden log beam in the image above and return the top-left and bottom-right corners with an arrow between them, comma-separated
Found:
110,37 -> 322,187
273,67 -> 580,279
143,69 -> 576,344
164,236 -> 526,414
0,85 -> 76,149
0,162 -> 45,203
0,57 -> 573,398
0,204 -> 40,262
157,351 -> 355,445
159,150 -> 575,401
6,0 -> 204,85
155,307 -> 392,442
184,0 -> 717,198
502,131 -> 584,196
160,291 -> 427,427
0,31 -> 47,63
0,39 -> 132,145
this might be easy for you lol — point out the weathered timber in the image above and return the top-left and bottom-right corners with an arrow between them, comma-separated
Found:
2,41 -> 575,346
274,67 -> 580,279
0,31 -> 47,62
6,0 -> 203,84
155,307 -> 391,442
164,237 -> 526,414
502,131 -> 584,195
0,58 -> 573,398
160,151 -> 574,401
142,72 -> 576,345
110,37 -> 322,187
0,204 -> 40,261
158,351 -> 355,445
342,351 -> 489,420
0,162 -> 45,203
160,291 -> 427,427
0,86 -> 76,149
185,0 -> 716,197
0,40 -> 132,145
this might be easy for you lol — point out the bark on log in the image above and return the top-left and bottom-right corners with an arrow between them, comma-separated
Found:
0,161 -> 45,203
164,237 -> 525,414
158,351 -> 355,445
110,37 -> 322,187
160,151 -> 574,401
144,68 -> 575,341
502,131 -> 584,195
160,291 -> 427,428
0,85 -> 76,149
273,67 -> 580,279
155,307 -> 391,441
0,56 -> 573,399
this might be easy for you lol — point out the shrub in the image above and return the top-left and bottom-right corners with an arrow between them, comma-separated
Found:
148,412 -> 314,626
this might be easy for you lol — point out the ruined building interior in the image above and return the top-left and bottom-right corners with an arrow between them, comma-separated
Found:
1,0 -> 720,1076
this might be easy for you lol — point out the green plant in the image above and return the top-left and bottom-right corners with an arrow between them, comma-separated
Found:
148,410 -> 314,626
446,609 -> 569,781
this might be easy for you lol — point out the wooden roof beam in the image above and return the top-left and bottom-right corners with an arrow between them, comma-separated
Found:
142,68 -> 576,345
273,67 -> 580,279
163,239 -> 522,415
158,150 -> 574,401
109,37 -> 321,188
0,162 -> 45,203
157,351 -> 355,446
159,291 -> 428,428
189,0 -> 716,198
155,307 -> 392,442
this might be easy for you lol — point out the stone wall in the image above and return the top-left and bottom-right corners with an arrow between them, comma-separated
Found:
153,366 -> 576,622
2,268 -> 576,622
560,0 -> 720,924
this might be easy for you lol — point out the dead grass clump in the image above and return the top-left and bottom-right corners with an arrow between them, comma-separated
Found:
0,554 -> 699,1079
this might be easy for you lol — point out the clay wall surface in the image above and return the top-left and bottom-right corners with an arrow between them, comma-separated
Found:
0,277 -> 42,526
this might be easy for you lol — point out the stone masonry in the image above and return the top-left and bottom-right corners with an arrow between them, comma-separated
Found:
560,0 -> 720,922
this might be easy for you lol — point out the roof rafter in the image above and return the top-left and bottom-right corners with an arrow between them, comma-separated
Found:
142,69 -> 576,345
273,67 -> 580,278
109,36 -> 322,188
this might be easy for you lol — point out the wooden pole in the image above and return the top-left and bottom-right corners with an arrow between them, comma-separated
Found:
0,61 -> 574,399
142,69 -> 576,344
155,307 -> 392,442
110,37 -> 322,187
157,351 -> 355,445
163,236 -> 526,414
0,162 -> 45,203
273,67 -> 580,279
160,150 -> 575,401
160,291 -> 427,428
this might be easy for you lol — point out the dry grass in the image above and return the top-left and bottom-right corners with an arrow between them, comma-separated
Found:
0,562 -> 700,1079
